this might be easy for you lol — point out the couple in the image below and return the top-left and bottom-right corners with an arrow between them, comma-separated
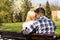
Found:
22,8 -> 56,34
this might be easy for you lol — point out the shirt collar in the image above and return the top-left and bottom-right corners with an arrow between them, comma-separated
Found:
40,16 -> 45,19
36,16 -> 47,21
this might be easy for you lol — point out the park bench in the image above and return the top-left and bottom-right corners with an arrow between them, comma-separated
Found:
0,31 -> 60,40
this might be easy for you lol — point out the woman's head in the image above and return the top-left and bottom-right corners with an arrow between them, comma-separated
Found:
26,10 -> 36,22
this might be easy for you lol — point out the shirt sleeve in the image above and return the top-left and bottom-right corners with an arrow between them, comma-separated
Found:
22,22 -> 34,34
52,21 -> 56,30
49,20 -> 56,34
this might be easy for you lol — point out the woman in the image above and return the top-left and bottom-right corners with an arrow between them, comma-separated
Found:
22,10 -> 36,34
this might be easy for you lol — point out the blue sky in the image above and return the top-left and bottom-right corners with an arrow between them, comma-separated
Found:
30,0 -> 60,5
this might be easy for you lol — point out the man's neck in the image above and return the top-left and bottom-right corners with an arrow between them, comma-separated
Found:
40,15 -> 45,19
36,16 -> 45,20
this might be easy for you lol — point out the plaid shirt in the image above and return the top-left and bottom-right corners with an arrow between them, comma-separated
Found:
22,16 -> 56,34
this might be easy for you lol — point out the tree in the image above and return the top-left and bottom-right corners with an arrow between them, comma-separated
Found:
39,4 -> 41,8
10,0 -> 21,22
51,4 -> 58,10
0,0 -> 32,22
11,0 -> 31,22
21,0 -> 32,22
45,1 -> 51,19
0,0 -> 11,23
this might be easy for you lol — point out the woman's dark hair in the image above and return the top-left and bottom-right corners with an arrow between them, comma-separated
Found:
34,8 -> 45,15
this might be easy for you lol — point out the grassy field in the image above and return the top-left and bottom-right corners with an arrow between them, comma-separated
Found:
0,22 -> 23,32
55,21 -> 60,34
0,21 -> 60,34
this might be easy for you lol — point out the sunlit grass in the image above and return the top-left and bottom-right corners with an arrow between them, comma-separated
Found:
0,22 -> 23,32
0,21 -> 60,34
54,21 -> 60,34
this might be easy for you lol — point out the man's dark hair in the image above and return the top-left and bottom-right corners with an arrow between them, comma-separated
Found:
34,8 -> 45,15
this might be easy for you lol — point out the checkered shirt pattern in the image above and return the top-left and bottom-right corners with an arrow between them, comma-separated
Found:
23,16 -> 56,34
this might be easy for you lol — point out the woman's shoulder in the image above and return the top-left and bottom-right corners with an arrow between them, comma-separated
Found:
23,21 -> 34,27
24,21 -> 34,24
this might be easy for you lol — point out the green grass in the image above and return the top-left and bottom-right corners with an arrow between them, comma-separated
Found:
0,21 -> 60,34
0,22 -> 23,32
54,21 -> 60,34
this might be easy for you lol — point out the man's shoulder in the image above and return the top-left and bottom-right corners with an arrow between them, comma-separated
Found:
47,19 -> 54,22
42,16 -> 54,23
43,16 -> 53,22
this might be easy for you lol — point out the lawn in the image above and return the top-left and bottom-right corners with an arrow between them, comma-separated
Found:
0,22 -> 23,32
0,21 -> 60,34
55,21 -> 60,34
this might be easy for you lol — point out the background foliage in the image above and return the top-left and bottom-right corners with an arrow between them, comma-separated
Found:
0,0 -> 32,23
45,1 -> 51,19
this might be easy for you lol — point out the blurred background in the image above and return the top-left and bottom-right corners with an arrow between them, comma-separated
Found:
0,0 -> 60,34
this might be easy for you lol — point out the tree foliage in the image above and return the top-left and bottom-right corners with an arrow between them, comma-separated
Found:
21,0 -> 32,22
45,1 -> 51,19
0,0 -> 11,23
0,0 -> 32,22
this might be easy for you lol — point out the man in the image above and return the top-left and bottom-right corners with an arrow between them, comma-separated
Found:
22,8 -> 56,34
